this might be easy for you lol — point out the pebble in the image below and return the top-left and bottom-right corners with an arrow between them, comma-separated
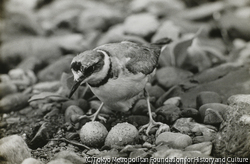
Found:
127,115 -> 149,127
180,108 -> 199,118
181,66 -> 250,108
89,100 -> 113,115
65,105 -> 84,123
185,142 -> 212,155
196,91 -> 222,108
130,0 -> 185,16
131,99 -> 154,115
163,97 -> 181,107
0,135 -> 31,164
156,104 -> 181,124
62,99 -> 89,113
37,55 -> 74,81
0,83 -> 17,98
152,20 -> 181,42
33,81 -> 61,93
155,86 -> 183,108
199,103 -> 229,122
21,158 -> 43,164
172,118 -> 217,141
79,121 -> 108,147
0,93 -> 30,113
1,37 -> 62,70
105,122 -> 139,148
203,108 -> 224,125
123,13 -> 159,38
227,94 -> 250,107
77,6 -> 122,33
156,67 -> 193,89
156,132 -> 192,149
147,84 -> 165,100
51,151 -> 85,164
129,149 -> 148,158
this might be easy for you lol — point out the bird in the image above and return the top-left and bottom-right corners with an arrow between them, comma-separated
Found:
69,39 -> 171,135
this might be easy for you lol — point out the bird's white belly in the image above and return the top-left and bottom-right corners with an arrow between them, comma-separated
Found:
89,73 -> 148,112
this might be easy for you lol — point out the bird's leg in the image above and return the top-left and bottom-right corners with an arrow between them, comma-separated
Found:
139,89 -> 164,135
91,102 -> 104,121
78,102 -> 106,122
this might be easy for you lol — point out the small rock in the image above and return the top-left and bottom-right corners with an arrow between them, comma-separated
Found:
90,100 -> 113,115
181,66 -> 250,108
77,6 -> 123,33
47,158 -> 73,164
65,105 -> 84,123
163,97 -> 181,107
156,67 -> 193,89
181,108 -> 199,118
21,158 -> 43,164
79,121 -> 108,147
203,108 -> 224,125
123,13 -> 159,38
156,104 -> 181,124
62,99 -> 89,113
155,86 -> 183,108
51,151 -> 85,164
147,84 -> 165,100
228,94 -> 250,107
196,91 -> 222,108
199,103 -> 229,122
129,149 -> 148,159
105,122 -> 139,148
156,132 -> 192,149
33,81 -> 61,93
0,93 -> 30,113
152,20 -> 181,42
185,142 -> 212,155
0,83 -> 17,99
38,55 -> 74,81
130,0 -> 185,16
131,99 -> 154,115
172,118 -> 217,142
127,115 -> 149,127
193,135 -> 214,143
0,135 -> 31,164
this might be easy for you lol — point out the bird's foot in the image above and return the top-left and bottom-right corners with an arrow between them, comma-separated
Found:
139,120 -> 169,136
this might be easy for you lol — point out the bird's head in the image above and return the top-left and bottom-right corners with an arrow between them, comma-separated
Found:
69,49 -> 110,98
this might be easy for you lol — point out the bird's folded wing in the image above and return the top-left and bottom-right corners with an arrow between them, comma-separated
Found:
96,42 -> 160,75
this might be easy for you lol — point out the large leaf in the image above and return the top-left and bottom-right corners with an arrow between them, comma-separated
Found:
28,92 -> 67,102
159,35 -> 195,67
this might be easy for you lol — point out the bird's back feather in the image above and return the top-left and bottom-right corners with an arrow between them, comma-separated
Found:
95,41 -> 160,75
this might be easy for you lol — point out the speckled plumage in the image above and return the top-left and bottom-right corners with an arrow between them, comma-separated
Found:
69,40 -> 170,134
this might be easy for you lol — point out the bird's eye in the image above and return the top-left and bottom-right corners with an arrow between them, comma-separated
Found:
85,65 -> 95,74
71,62 -> 81,71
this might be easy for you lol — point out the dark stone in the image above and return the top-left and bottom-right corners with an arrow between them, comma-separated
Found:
156,104 -> 181,124
196,91 -> 222,108
181,67 -> 250,108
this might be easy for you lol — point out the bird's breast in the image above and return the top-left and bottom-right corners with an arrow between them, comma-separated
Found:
88,72 -> 149,112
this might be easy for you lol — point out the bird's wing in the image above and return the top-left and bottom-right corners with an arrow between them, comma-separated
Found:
96,41 -> 160,75
122,41 -> 160,75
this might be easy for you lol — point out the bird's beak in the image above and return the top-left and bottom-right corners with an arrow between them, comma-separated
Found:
68,76 -> 86,98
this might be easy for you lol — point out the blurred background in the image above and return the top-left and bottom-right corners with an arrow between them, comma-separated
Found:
0,0 -> 250,77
